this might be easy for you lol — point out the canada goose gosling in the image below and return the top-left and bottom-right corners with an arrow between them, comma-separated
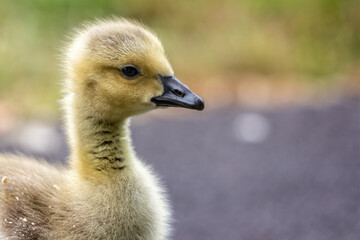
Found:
0,18 -> 204,239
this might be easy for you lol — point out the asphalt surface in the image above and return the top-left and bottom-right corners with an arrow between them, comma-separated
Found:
0,98 -> 359,240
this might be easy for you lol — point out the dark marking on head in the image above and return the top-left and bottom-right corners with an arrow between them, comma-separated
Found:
86,79 -> 97,89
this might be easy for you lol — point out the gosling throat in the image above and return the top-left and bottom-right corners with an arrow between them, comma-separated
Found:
71,113 -> 133,175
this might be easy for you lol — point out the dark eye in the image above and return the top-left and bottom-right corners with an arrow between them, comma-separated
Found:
120,65 -> 140,79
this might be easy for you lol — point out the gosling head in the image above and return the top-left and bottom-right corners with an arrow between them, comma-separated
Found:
64,18 -> 204,120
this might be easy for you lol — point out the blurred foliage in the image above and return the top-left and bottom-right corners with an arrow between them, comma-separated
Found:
0,0 -> 358,115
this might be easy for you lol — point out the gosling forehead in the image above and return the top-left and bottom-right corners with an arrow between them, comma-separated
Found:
76,20 -> 172,75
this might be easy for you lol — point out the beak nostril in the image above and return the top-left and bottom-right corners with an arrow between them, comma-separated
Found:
172,89 -> 185,98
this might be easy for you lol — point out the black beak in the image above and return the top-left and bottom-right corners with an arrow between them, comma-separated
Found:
151,76 -> 205,111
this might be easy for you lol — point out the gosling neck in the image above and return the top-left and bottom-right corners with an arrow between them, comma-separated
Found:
67,97 -> 134,179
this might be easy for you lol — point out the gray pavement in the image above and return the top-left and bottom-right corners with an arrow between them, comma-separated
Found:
0,98 -> 359,240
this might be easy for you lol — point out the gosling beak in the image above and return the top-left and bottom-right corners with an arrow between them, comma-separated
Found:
151,76 -> 205,111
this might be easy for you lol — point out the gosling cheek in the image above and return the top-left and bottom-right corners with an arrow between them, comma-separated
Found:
144,84 -> 163,102
150,78 -> 164,95
154,85 -> 164,98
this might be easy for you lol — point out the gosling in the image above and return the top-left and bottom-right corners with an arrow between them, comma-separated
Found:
0,18 -> 204,240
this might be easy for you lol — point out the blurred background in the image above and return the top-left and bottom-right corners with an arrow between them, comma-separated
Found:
0,0 -> 358,239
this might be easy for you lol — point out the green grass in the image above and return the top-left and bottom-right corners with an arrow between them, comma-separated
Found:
0,0 -> 358,115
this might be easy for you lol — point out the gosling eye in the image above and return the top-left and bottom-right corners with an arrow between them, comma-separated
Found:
120,65 -> 141,79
